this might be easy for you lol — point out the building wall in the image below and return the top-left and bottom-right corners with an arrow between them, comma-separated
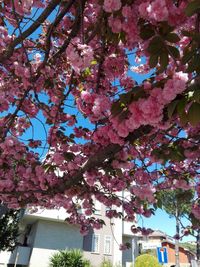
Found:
28,220 -> 83,267
112,212 -> 123,266
162,242 -> 191,264
0,204 -> 137,267
83,204 -> 114,266
122,236 -> 133,267
25,206 -> 117,267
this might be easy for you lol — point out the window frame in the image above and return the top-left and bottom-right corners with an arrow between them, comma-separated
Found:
104,235 -> 112,255
94,200 -> 101,215
92,234 -> 100,253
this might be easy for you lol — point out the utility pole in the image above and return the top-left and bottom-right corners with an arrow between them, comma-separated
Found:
175,204 -> 180,267
196,229 -> 200,265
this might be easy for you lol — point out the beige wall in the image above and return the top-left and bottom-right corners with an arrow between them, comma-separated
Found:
83,204 -> 114,266
28,220 -> 83,267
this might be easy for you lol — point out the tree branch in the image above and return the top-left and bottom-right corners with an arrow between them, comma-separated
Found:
0,0 -> 62,63
54,125 -> 152,193
39,0 -> 76,69
50,0 -> 87,61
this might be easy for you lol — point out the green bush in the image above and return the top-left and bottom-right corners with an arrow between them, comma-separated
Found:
49,249 -> 91,267
134,254 -> 162,267
100,259 -> 113,267
99,259 -> 124,267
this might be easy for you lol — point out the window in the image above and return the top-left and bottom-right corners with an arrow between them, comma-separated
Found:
94,200 -> 101,215
104,235 -> 112,255
92,234 -> 100,253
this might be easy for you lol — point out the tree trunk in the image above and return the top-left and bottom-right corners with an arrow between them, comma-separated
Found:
175,207 -> 180,267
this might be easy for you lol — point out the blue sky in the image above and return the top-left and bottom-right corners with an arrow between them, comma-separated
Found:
138,209 -> 195,242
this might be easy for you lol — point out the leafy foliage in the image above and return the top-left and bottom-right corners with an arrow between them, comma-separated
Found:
157,189 -> 194,217
0,205 -> 20,251
100,259 -> 113,267
134,254 -> 162,267
49,249 -> 91,267
180,242 -> 196,254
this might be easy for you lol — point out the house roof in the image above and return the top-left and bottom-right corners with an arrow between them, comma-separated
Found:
137,229 -> 174,241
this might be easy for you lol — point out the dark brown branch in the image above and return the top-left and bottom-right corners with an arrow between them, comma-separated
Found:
40,0 -> 76,68
0,126 -> 152,202
50,0 -> 87,61
0,0 -> 61,63
54,125 -> 152,193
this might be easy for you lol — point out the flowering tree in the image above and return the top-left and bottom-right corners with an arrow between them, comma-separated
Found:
0,0 -> 200,237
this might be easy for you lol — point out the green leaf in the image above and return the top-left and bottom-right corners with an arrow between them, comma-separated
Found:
186,54 -> 200,73
188,102 -> 200,125
167,45 -> 180,58
159,52 -> 169,70
182,50 -> 196,64
119,91 -> 132,104
147,36 -> 163,54
179,113 -> 188,126
177,98 -> 187,115
131,88 -> 146,101
185,0 -> 200,16
187,61 -> 195,73
158,21 -> 175,36
140,24 -> 155,40
192,33 -> 200,42
118,109 -> 129,122
149,54 -> 159,68
84,67 -> 91,76
193,53 -> 200,73
167,100 -> 179,118
91,60 -> 97,65
156,198 -> 163,209
115,169 -> 123,177
111,101 -> 123,117
63,152 -> 75,161
182,30 -> 193,37
165,33 -> 180,43
193,89 -> 200,103
44,164 -> 57,172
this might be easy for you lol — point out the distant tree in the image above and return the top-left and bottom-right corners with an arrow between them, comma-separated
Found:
0,204 -> 20,251
180,242 -> 196,255
157,189 -> 194,267
180,212 -> 200,261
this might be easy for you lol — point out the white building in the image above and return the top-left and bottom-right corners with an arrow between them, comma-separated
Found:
0,202 -> 139,267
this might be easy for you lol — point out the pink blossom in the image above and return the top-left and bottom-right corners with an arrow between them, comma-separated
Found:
139,0 -> 169,22
103,0 -> 121,13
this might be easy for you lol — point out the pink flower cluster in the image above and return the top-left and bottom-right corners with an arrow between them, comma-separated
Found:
77,91 -> 111,121
192,204 -> 200,220
103,0 -> 121,13
138,0 -> 187,26
66,39 -> 94,73
107,5 -> 139,47
0,26 -> 12,53
131,185 -> 156,203
107,72 -> 188,143
139,0 -> 169,22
